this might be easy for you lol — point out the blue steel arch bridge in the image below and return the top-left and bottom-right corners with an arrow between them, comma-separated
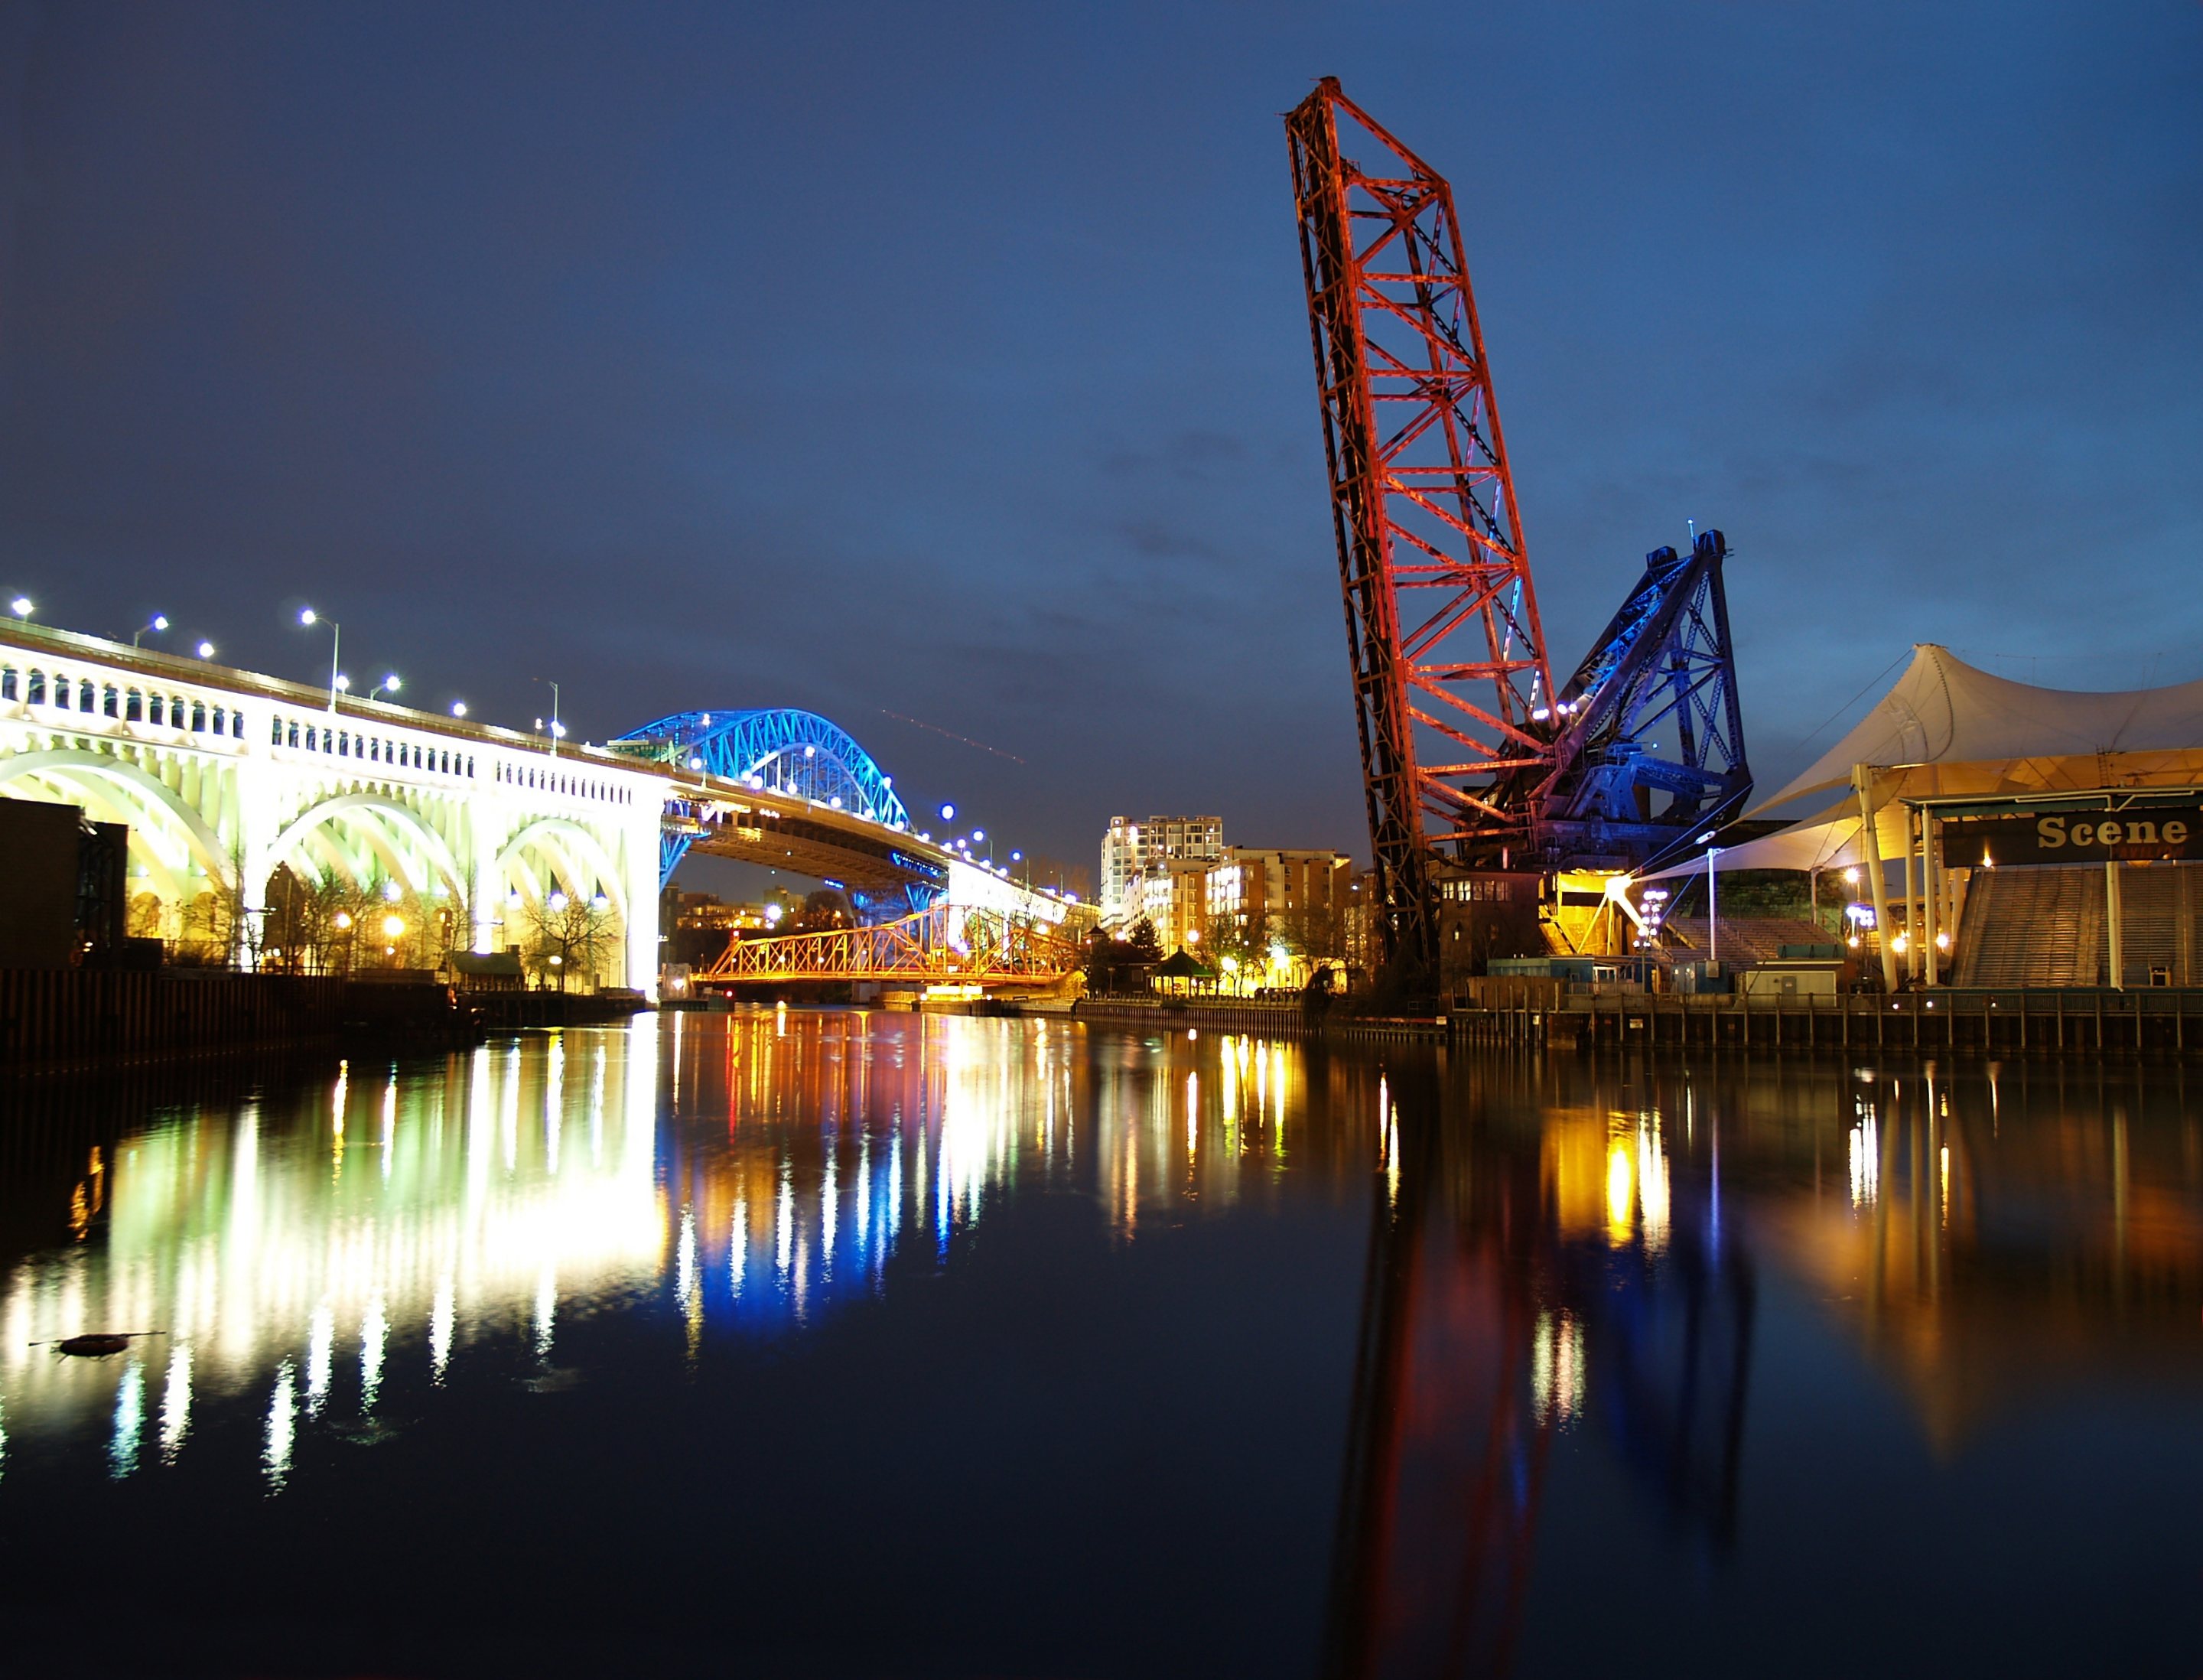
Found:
610,708 -> 926,909
605,706 -> 1080,980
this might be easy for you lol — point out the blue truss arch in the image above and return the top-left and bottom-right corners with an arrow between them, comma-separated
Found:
611,709 -> 915,884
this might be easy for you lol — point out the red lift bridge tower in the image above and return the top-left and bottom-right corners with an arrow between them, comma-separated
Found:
1287,79 -> 1555,965
1287,79 -> 1751,977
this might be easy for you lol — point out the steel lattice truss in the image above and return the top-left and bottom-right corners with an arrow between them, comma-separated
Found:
1538,530 -> 1752,869
702,902 -> 1079,985
1288,79 -> 1555,971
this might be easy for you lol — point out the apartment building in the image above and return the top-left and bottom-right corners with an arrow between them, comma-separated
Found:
1100,813 -> 1224,926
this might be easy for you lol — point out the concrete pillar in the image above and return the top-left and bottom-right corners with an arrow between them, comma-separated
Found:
2106,858 -> 2124,990
623,804 -> 662,1001
1923,811 -> 1940,986
1902,807 -> 1921,984
470,809 -> 503,956
1854,764 -> 1900,994
231,733 -> 278,972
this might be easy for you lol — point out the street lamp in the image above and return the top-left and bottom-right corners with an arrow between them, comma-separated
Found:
9,596 -> 32,619
1697,832 -> 1723,963
534,679 -> 562,755
299,607 -> 341,712
132,614 -> 169,649
451,701 -> 467,718
368,673 -> 401,702
939,803 -> 955,822
196,640 -> 216,659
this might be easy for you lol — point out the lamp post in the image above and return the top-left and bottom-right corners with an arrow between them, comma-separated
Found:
133,614 -> 169,649
534,679 -> 563,755
10,597 -> 34,620
368,673 -> 402,703
300,608 -> 341,712
1697,833 -> 1723,964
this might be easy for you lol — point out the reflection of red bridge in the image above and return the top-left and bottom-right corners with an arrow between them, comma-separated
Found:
701,903 -> 1082,985
1327,1066 -> 1753,1678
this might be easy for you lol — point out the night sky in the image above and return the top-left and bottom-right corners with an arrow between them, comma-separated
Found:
2,2 -> 2196,877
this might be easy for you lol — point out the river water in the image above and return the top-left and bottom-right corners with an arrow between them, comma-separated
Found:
0,1010 -> 2198,1677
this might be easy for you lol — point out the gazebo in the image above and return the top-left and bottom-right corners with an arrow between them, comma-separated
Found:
1151,948 -> 1218,997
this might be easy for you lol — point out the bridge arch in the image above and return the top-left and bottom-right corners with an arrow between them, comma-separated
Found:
0,749 -> 229,897
493,817 -> 630,921
611,709 -> 911,829
267,792 -> 470,900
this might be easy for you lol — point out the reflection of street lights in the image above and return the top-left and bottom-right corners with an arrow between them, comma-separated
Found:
299,608 -> 341,711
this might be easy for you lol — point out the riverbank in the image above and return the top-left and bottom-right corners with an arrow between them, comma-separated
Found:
1060,986 -> 2203,1058
0,968 -> 652,1072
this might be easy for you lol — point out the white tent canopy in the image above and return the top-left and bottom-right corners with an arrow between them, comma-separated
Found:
1644,644 -> 2203,883
1756,644 -> 2203,816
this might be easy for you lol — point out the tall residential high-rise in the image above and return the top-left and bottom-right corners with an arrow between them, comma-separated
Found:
1101,814 -> 1224,926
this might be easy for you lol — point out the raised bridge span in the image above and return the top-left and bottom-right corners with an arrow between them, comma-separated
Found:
0,620 -> 1079,997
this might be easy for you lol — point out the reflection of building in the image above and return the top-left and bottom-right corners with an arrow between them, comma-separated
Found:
1101,814 -> 1223,926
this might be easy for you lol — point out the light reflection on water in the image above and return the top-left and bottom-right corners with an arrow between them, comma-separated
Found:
0,1012 -> 1320,1474
0,1016 -> 2199,1675
2,1021 -> 665,1457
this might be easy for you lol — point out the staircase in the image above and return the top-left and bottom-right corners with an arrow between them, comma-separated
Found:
1955,866 -> 2103,987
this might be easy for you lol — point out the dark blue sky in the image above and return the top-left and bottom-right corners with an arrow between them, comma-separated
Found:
2,2 -> 2196,873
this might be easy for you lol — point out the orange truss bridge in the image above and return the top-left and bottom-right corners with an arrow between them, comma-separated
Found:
702,903 -> 1082,985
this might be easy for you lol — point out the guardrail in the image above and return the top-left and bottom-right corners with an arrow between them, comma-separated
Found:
1537,988 -> 2203,1053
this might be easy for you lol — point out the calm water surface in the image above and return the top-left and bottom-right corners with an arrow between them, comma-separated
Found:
1,1011 -> 2198,1677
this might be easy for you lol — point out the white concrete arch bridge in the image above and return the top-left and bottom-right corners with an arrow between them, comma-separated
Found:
0,622 -> 1080,995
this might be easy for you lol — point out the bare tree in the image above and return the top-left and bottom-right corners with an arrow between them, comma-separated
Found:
521,890 -> 620,991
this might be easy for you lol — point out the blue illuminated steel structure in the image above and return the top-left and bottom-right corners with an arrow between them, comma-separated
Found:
610,708 -> 914,883
1530,530 -> 1751,871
